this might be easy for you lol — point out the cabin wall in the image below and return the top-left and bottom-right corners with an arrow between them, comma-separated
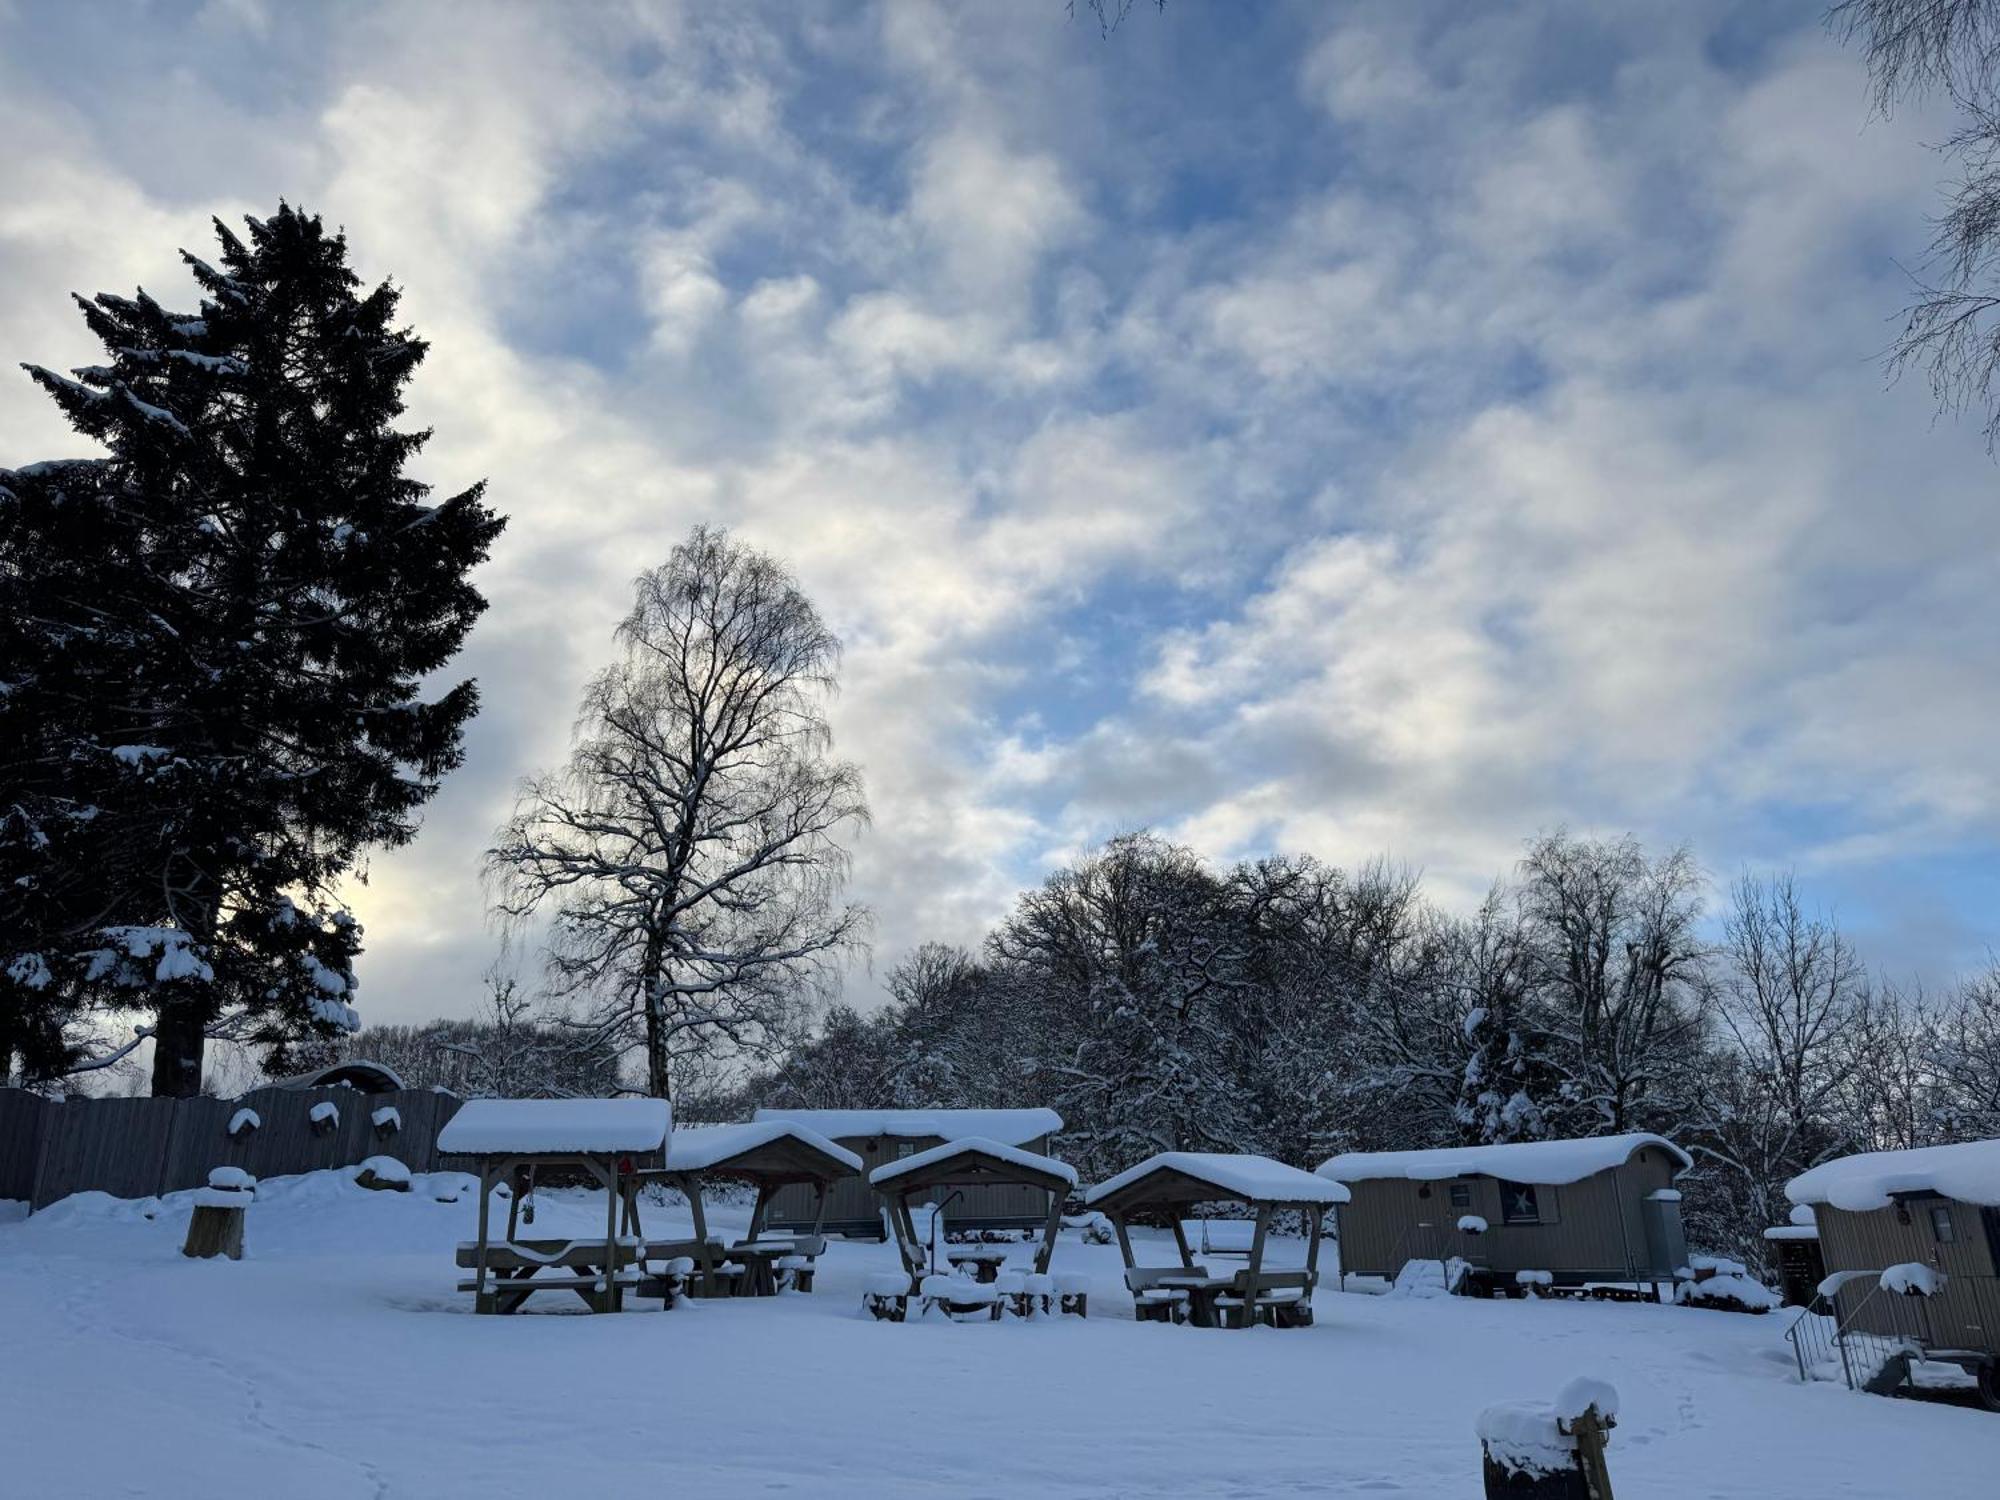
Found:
1335,1148 -> 1684,1282
1816,1199 -> 1999,1355
764,1132 -> 1059,1236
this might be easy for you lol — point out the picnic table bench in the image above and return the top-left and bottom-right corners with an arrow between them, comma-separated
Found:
454,1237 -> 648,1315
944,1245 -> 1012,1283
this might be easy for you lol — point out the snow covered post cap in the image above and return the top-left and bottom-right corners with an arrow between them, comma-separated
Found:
1476,1377 -> 1617,1498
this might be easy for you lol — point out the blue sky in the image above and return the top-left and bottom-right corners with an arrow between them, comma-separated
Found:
4,0 -> 1999,1024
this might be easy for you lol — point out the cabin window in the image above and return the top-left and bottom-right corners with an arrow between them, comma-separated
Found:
1930,1204 -> 1956,1244
895,1142 -> 915,1159
1448,1184 -> 1472,1210
1499,1181 -> 1543,1226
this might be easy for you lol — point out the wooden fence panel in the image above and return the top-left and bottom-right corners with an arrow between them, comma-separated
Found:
158,1096 -> 241,1195
30,1096 -> 177,1209
19,1085 -> 475,1210
0,1090 -> 51,1202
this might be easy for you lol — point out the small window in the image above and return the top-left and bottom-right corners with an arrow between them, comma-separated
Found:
1499,1181 -> 1542,1226
1930,1204 -> 1956,1244
1448,1184 -> 1472,1210
896,1142 -> 915,1159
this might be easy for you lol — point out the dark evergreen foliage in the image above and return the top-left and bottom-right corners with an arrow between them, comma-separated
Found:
1,204 -> 504,1094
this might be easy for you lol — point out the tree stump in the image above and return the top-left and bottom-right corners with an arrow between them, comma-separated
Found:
183,1200 -> 247,1260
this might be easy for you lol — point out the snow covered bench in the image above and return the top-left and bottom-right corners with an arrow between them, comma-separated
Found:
921,1272 -> 1003,1322
863,1271 -> 914,1322
1055,1271 -> 1090,1317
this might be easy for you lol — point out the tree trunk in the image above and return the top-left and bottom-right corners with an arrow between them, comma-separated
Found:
150,999 -> 206,1098
643,977 -> 671,1102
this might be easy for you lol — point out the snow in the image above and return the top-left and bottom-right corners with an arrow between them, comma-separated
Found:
1475,1401 -> 1575,1478
308,1102 -> 339,1126
1553,1375 -> 1620,1422
1457,1215 -> 1489,1233
870,1135 -> 1076,1188
371,1106 -> 401,1132
1789,1204 -> 1816,1227
1393,1257 -> 1471,1298
228,1108 -> 260,1136
1786,1138 -> 2000,1210
1880,1262 -> 1944,1297
1516,1270 -> 1554,1288
207,1168 -> 255,1191
357,1157 -> 411,1188
751,1107 -> 1062,1147
1084,1152 -> 1350,1207
1675,1275 -> 1781,1313
1319,1133 -> 1691,1186
436,1098 -> 671,1156
190,1187 -> 250,1209
1761,1225 -> 1819,1242
3,1172 -> 1994,1498
664,1120 -> 862,1174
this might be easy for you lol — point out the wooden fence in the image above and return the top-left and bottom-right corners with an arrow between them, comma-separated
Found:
0,1086 -> 467,1211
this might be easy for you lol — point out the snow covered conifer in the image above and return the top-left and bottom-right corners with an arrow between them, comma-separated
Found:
6,205 -> 504,1094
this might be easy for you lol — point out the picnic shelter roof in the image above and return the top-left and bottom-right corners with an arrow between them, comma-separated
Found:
663,1120 -> 863,1181
437,1098 -> 672,1158
1084,1152 -> 1349,1214
868,1136 -> 1077,1195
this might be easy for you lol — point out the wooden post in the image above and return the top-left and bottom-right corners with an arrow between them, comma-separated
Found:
808,1181 -> 829,1237
1241,1202 -> 1273,1325
1306,1206 -> 1324,1282
601,1155 -> 618,1310
683,1172 -> 716,1297
1034,1191 -> 1064,1276
474,1161 -> 494,1307
1170,1216 -> 1196,1268
747,1181 -> 773,1241
1111,1213 -> 1137,1270
1571,1409 -> 1613,1500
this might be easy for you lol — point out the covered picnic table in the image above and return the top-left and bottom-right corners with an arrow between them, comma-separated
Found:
627,1120 -> 862,1298
439,1097 -> 671,1315
1083,1152 -> 1350,1329
868,1136 -> 1078,1290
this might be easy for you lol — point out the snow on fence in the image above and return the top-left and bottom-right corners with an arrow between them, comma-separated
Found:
3,1085 -> 467,1210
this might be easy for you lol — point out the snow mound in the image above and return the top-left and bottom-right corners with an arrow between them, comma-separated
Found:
309,1102 -> 339,1126
1676,1273 -> 1780,1313
1554,1376 -> 1619,1422
1476,1402 -> 1575,1479
1457,1214 -> 1488,1233
356,1156 -> 411,1189
1516,1269 -> 1553,1288
371,1106 -> 401,1132
1880,1262 -> 1944,1297
207,1167 -> 255,1191
227,1107 -> 260,1136
1392,1257 -> 1470,1298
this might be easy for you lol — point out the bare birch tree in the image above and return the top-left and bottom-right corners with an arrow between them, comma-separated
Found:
486,526 -> 869,1101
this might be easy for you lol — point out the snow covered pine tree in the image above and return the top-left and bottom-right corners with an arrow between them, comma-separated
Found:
2,205 -> 503,1094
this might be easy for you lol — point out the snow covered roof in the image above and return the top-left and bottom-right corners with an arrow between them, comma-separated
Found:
750,1107 -> 1061,1146
869,1135 -> 1078,1189
1084,1152 -> 1349,1208
665,1121 -> 863,1175
1785,1139 -> 2000,1210
1316,1133 -> 1690,1187
267,1060 -> 406,1094
437,1098 -> 672,1156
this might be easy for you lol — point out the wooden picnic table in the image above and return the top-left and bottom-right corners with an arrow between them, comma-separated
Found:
1153,1271 -> 1235,1328
944,1246 -> 1013,1283
727,1241 -> 796,1297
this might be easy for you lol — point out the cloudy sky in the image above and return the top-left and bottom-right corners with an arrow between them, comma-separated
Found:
5,0 -> 1999,1027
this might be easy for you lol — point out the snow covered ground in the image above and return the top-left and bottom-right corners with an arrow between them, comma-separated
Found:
2,1169 -> 1991,1498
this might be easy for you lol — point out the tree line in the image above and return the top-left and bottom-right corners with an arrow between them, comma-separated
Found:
726,829 -> 2000,1267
